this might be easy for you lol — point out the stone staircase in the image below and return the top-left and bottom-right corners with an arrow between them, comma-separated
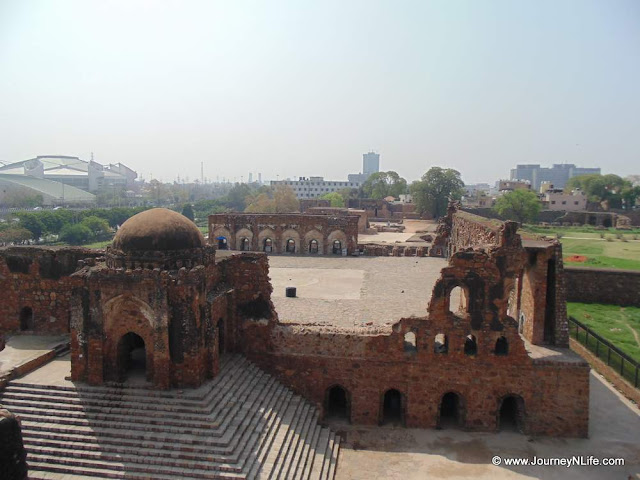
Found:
0,354 -> 340,480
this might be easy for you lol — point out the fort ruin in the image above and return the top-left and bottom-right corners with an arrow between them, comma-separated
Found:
0,204 -> 591,478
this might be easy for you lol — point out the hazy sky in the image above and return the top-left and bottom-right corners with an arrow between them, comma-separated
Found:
1,0 -> 638,185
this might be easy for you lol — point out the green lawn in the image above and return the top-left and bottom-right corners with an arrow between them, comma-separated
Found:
567,303 -> 640,371
521,225 -> 640,271
561,238 -> 640,271
80,240 -> 112,249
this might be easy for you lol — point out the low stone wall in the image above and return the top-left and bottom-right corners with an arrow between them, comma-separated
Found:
565,267 -> 640,307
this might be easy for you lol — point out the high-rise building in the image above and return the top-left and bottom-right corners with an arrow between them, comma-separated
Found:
510,164 -> 601,190
362,152 -> 380,177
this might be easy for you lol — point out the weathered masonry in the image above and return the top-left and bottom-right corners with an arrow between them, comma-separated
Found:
208,213 -> 359,255
0,205 -> 589,437
237,205 -> 589,437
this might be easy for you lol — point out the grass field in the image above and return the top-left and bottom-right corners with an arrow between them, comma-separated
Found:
520,225 -> 640,271
567,303 -> 640,365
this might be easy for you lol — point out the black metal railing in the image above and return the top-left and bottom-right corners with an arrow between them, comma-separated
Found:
569,316 -> 640,389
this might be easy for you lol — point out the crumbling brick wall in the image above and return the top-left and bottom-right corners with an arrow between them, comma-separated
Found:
0,247 -> 101,334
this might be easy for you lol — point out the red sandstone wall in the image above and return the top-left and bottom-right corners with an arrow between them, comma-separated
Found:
565,267 -> 640,307
0,247 -> 100,334
240,320 -> 589,437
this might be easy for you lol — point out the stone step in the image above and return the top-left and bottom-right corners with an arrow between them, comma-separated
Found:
251,395 -> 304,480
26,457 -> 246,480
242,389 -> 296,477
2,356 -> 246,413
11,354 -> 340,480
307,428 -> 331,480
290,412 -> 320,480
260,396 -> 307,480
25,444 -> 244,475
10,368 -> 271,438
4,355 -> 253,410
325,433 -> 341,480
277,402 -> 317,480
299,418 -> 322,480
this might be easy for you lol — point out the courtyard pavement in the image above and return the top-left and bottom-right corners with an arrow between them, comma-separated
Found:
0,334 -> 68,379
269,256 -> 448,327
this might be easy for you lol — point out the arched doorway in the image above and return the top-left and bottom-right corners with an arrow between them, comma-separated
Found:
381,389 -> 404,426
325,385 -> 350,422
438,392 -> 463,429
498,395 -> 525,433
332,240 -> 342,255
309,239 -> 319,254
286,238 -> 296,253
263,238 -> 273,253
117,332 -> 147,381
240,237 -> 250,251
19,307 -> 34,331
217,236 -> 228,250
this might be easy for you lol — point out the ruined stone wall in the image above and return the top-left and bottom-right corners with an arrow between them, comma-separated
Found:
240,318 -> 589,437
208,213 -> 359,255
306,207 -> 369,233
565,267 -> 640,307
0,247 -> 101,334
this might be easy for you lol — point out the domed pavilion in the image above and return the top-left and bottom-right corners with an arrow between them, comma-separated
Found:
70,208 -> 226,389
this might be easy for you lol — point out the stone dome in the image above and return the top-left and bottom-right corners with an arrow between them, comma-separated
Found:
112,208 -> 205,252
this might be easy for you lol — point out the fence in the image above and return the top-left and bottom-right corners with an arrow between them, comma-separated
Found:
569,316 -> 640,389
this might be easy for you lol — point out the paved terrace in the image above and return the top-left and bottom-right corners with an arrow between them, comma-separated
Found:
268,256 -> 448,327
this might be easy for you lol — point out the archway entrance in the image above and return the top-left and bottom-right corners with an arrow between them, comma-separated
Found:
286,239 -> 296,253
240,238 -> 250,251
439,392 -> 462,429
263,238 -> 273,252
309,239 -> 319,254
381,389 -> 404,426
117,333 -> 146,381
325,385 -> 350,422
332,240 -> 342,255
498,395 -> 525,433
19,307 -> 34,331
217,236 -> 228,250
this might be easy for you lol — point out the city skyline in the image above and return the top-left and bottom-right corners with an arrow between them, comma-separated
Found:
1,1 -> 638,185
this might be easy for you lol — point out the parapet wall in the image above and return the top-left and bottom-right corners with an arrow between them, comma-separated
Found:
565,267 -> 640,307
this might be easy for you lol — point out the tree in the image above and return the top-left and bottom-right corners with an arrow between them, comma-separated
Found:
59,224 -> 92,245
361,171 -> 408,200
319,192 -> 344,207
181,203 -> 195,222
224,183 -> 255,211
80,216 -> 111,238
16,214 -> 44,240
0,227 -> 32,245
273,185 -> 299,212
244,185 -> 299,213
410,167 -> 464,218
566,173 -> 632,210
493,189 -> 541,223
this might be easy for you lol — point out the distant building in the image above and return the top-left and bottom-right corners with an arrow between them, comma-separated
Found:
498,180 -> 532,192
0,173 -> 96,206
271,176 -> 362,199
0,155 -> 137,193
348,151 -> 381,184
362,152 -> 380,177
510,164 -> 600,190
543,188 -> 587,211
